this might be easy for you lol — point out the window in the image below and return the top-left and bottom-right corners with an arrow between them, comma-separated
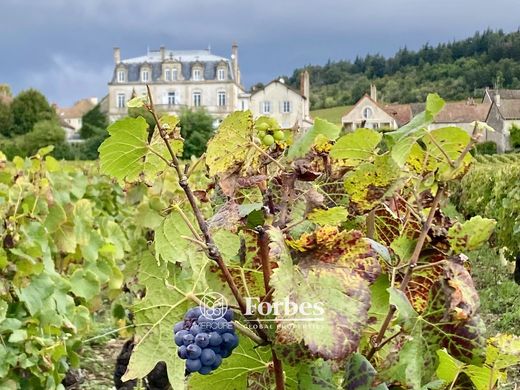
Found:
362,107 -> 373,119
217,91 -> 226,107
217,68 -> 226,81
165,69 -> 171,81
117,93 -> 125,108
282,101 -> 291,113
117,70 -> 125,83
172,68 -> 178,80
168,92 -> 176,106
142,70 -> 149,82
193,69 -> 201,81
262,101 -> 271,114
193,92 -> 201,107
241,100 -> 245,110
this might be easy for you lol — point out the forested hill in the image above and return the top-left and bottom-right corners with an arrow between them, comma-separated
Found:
286,29 -> 520,109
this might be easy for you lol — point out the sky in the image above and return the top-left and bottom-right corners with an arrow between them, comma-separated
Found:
1,0 -> 520,107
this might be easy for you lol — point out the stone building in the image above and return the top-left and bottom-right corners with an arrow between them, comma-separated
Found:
483,88 -> 520,152
55,97 -> 98,143
107,44 -> 311,128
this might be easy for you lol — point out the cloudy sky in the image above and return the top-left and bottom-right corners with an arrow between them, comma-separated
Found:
1,0 -> 519,107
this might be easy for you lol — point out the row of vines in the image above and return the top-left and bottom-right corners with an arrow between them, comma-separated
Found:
1,90 -> 520,389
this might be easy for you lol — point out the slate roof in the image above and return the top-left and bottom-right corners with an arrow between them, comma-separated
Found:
112,49 -> 234,83
486,89 -> 520,101
495,99 -> 520,119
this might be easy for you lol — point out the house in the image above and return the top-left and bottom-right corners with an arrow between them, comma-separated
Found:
248,71 -> 312,128
483,88 -> 520,152
107,44 -> 312,128
56,97 -> 98,132
341,85 -> 411,130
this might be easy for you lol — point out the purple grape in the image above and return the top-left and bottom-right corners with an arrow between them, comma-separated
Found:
221,332 -> 236,348
200,348 -> 216,366
177,345 -> 187,359
174,321 -> 185,333
208,332 -> 222,347
174,330 -> 189,347
221,349 -> 232,358
190,323 -> 201,336
211,346 -> 222,355
195,333 -> 210,348
183,333 -> 195,346
186,344 -> 202,359
185,307 -> 202,320
186,358 -> 201,373
198,365 -> 213,375
224,309 -> 234,321
211,354 -> 223,369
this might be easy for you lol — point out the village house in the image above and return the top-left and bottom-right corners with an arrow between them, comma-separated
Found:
483,88 -> 520,152
107,44 -> 311,128
343,85 -> 516,152
55,97 -> 98,143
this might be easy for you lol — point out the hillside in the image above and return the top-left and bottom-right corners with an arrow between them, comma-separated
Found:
310,105 -> 351,125
286,29 -> 520,109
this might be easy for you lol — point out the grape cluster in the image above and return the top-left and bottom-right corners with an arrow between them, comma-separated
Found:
174,306 -> 238,375
256,122 -> 285,146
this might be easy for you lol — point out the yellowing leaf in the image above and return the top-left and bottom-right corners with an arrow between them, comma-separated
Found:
307,207 -> 349,226
448,216 -> 496,252
287,118 -> 340,159
330,128 -> 382,166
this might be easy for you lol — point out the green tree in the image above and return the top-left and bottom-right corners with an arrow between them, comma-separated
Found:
10,89 -> 56,135
179,109 -> 214,158
0,100 -> 13,137
20,120 -> 65,156
80,104 -> 108,139
510,124 -> 520,149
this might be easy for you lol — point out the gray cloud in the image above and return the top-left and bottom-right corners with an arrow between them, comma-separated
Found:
1,0 -> 519,106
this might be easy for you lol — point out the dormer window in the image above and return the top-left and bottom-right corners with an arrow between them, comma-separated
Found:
217,68 -> 226,81
141,69 -> 150,82
193,69 -> 201,81
117,69 -> 126,83
165,69 -> 171,81
363,107 -> 373,119
172,68 -> 178,80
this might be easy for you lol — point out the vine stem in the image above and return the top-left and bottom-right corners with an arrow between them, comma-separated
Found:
367,185 -> 445,360
144,85 -> 269,343
258,227 -> 285,390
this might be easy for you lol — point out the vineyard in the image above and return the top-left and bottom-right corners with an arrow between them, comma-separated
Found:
1,92 -> 519,389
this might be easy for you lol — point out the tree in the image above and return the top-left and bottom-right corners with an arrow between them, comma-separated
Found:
80,104 -> 108,139
510,124 -> 520,149
20,120 -> 65,156
179,109 -> 214,158
10,89 -> 56,136
0,100 -> 13,137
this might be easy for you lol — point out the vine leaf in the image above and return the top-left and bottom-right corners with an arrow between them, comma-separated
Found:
343,353 -> 389,390
122,252 -> 192,387
99,117 -> 149,182
154,211 -> 197,263
330,128 -> 382,166
188,336 -> 271,390
270,227 -> 380,360
205,110 -> 256,177
447,216 -> 496,252
307,207 -> 349,226
344,155 -> 401,212
293,359 -> 337,389
435,349 -> 465,385
388,287 -> 417,328
287,118 -> 340,160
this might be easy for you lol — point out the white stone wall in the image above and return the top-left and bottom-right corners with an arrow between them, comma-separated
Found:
249,82 -> 306,128
341,97 -> 397,130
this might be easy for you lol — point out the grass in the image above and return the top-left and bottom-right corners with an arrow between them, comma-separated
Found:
310,105 -> 351,126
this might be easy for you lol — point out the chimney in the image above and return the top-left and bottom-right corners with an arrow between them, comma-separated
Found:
370,84 -> 377,102
300,70 -> 311,121
160,46 -> 165,61
231,42 -> 239,84
495,93 -> 501,107
113,47 -> 121,64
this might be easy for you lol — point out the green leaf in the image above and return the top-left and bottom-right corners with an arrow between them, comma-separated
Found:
44,203 -> 67,233
154,211 -> 195,263
330,128 -> 382,166
213,230 -> 241,261
7,329 -> 27,344
388,287 -> 418,327
293,359 -> 337,389
0,301 -> 7,323
206,111 -> 256,176
344,155 -> 401,212
70,269 -> 100,301
287,118 -> 340,159
98,116 -> 149,181
122,252 -> 194,387
390,235 -> 416,263
343,353 -> 389,390
307,207 -> 349,226
435,349 -> 465,383
447,216 -> 496,252
127,95 -> 147,108
188,337 -> 272,389
18,273 -> 54,315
